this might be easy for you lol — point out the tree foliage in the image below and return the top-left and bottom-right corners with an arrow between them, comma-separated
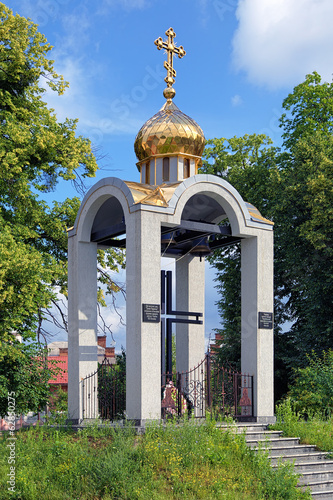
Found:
273,132 -> 333,363
202,73 -> 333,400
0,3 -> 98,318
0,342 -> 55,416
280,71 -> 333,150
0,4 -> 124,415
203,134 -> 282,370
287,350 -> 333,417
0,3 -> 96,190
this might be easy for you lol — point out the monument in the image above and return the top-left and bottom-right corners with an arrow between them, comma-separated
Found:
68,28 -> 274,425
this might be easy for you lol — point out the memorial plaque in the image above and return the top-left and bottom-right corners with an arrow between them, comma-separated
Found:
142,304 -> 160,323
258,312 -> 273,329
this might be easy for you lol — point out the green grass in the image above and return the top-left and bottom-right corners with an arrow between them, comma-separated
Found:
0,418 -> 310,499
270,398 -> 333,454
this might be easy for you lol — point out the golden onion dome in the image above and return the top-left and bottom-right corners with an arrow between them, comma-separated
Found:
134,99 -> 206,162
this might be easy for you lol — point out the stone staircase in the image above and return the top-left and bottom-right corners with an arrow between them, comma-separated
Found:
234,423 -> 333,499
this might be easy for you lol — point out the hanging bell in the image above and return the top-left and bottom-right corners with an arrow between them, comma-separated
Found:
189,236 -> 212,258
161,232 -> 176,247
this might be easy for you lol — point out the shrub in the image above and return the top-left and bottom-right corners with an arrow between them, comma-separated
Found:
287,350 -> 333,417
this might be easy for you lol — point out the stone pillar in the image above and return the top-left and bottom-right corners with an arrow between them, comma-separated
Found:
175,255 -> 205,373
68,237 -> 98,423
125,209 -> 162,424
241,230 -> 274,423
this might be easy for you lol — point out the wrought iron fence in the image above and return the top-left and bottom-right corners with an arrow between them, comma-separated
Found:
82,357 -> 126,421
207,354 -> 253,420
82,353 -> 252,421
161,353 -> 253,420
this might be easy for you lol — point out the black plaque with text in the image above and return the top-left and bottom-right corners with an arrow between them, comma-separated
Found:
258,312 -> 273,329
142,304 -> 160,323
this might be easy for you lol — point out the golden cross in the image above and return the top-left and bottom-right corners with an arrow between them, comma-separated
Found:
154,28 -> 186,89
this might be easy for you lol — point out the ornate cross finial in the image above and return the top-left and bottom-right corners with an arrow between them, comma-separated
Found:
154,27 -> 186,100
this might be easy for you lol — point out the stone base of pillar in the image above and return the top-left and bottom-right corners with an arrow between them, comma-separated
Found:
128,418 -> 163,432
65,418 -> 82,426
254,416 -> 277,424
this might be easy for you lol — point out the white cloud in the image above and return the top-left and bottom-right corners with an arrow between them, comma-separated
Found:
59,9 -> 92,54
101,306 -> 126,336
40,52 -> 143,142
37,8 -> 137,139
40,56 -> 87,119
232,0 -> 333,89
231,94 -> 243,106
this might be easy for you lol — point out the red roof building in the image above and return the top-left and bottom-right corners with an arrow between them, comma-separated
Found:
48,336 -> 115,393
48,355 -> 68,391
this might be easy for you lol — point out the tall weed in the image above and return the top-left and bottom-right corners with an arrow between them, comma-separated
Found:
0,419 -> 310,499
272,399 -> 333,454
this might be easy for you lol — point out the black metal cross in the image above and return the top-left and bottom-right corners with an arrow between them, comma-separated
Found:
161,270 -> 203,377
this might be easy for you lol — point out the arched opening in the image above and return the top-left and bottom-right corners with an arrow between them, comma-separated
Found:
90,195 -> 126,346
90,196 -> 126,247
160,192 -> 241,259
160,190 -> 242,393
181,193 -> 226,223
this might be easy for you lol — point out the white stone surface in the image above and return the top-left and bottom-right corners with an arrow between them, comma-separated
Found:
48,341 -> 68,356
177,156 -> 183,180
170,156 -> 178,182
126,210 -> 163,422
241,229 -> 274,420
68,239 -> 98,422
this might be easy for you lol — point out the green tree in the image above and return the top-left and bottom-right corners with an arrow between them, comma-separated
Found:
0,4 -> 124,415
280,71 -> 333,150
0,342 -> 56,416
273,132 -> 333,363
287,350 -> 333,417
202,73 -> 333,400
202,134 -> 282,369
0,2 -> 97,318
273,73 -> 333,378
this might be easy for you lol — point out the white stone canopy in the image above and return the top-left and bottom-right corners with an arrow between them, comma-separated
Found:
68,174 -> 274,424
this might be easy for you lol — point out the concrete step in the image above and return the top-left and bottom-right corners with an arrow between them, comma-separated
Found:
235,423 -> 269,431
268,444 -> 318,457
295,461 -> 333,473
218,423 -> 268,433
248,437 -> 301,448
272,459 -> 333,472
298,470 -> 333,484
244,430 -> 283,440
270,452 -> 330,465
234,423 -> 333,497
311,490 -> 333,499
300,479 -> 333,492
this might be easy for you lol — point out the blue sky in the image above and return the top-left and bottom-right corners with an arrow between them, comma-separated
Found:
5,0 -> 333,350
